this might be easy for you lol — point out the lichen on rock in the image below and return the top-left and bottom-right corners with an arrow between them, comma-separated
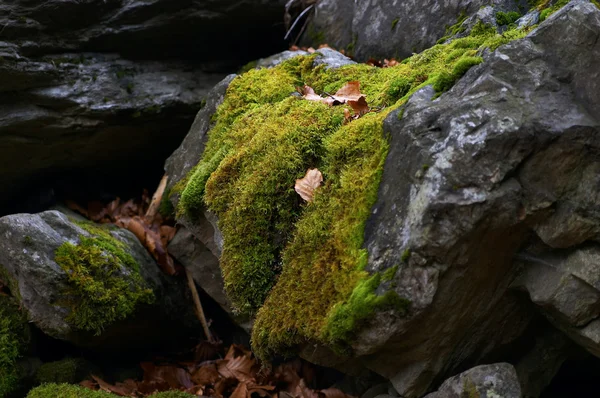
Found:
173,21 -> 531,359
54,221 -> 155,335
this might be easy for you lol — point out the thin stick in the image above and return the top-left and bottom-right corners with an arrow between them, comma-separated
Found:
185,267 -> 213,342
145,174 -> 168,223
284,4 -> 314,40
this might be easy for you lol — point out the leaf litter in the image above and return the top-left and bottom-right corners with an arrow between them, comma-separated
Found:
79,344 -> 354,398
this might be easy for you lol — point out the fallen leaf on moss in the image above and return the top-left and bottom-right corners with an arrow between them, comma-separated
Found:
295,169 -> 323,202
301,81 -> 368,112
348,96 -> 369,116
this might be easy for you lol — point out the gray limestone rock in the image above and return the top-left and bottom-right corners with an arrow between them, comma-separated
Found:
320,2 -> 600,396
424,363 -> 522,398
0,0 -> 288,210
303,0 -> 529,60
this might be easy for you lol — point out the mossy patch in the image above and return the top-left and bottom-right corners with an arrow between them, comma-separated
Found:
26,384 -> 195,398
496,11 -> 521,26
54,221 -> 154,335
0,295 -> 29,397
35,358 -> 96,385
175,23 -> 529,359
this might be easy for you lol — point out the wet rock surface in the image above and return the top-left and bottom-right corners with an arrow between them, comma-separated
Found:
0,0 -> 288,211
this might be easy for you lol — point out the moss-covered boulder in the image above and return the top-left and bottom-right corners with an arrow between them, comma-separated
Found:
27,383 -> 196,398
0,294 -> 31,397
0,210 -> 199,353
161,1 -> 600,395
164,3 -> 534,372
35,358 -> 99,385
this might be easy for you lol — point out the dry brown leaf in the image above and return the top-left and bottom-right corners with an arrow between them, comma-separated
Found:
302,81 -> 367,113
91,375 -> 134,396
79,379 -> 97,390
319,388 -> 354,398
295,380 -> 319,398
331,81 -> 362,103
230,382 -> 249,398
301,86 -> 327,103
295,169 -> 323,202
217,355 -> 255,383
160,225 -> 177,247
248,384 -> 276,397
191,364 -> 221,385
66,199 -> 89,218
348,96 -> 369,116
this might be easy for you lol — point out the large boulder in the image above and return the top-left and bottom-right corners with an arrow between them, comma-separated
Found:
163,1 -> 600,396
0,210 -> 199,352
301,0 -> 529,60
354,1 -> 600,395
0,0 -> 288,211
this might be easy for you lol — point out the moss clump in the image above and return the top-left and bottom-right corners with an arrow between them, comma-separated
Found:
325,275 -> 410,350
159,187 -> 176,219
54,222 -> 154,335
529,0 -> 570,21
381,265 -> 399,282
35,358 -> 96,385
0,295 -> 29,397
27,384 -> 195,398
496,11 -> 521,26
176,22 -> 529,359
437,11 -> 468,44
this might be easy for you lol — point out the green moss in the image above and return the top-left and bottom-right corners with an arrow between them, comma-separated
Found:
54,222 -> 154,335
27,384 -> 195,398
401,249 -> 411,263
238,60 -> 258,74
35,358 -> 95,385
27,384 -> 115,398
324,274 -> 410,351
176,23 -> 529,359
391,18 -> 399,31
535,0 -> 570,21
437,11 -> 468,44
381,265 -> 399,282
496,11 -> 521,26
0,295 -> 29,397
159,187 -> 176,219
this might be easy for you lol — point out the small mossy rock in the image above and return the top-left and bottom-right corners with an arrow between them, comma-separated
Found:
26,383 -> 196,398
0,294 -> 31,397
0,210 -> 199,353
423,363 -> 522,398
35,358 -> 99,385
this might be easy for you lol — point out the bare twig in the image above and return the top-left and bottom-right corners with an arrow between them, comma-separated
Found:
284,4 -> 314,41
185,267 -> 213,342
145,173 -> 168,223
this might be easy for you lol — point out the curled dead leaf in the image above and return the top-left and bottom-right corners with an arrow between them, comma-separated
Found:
295,169 -> 323,202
